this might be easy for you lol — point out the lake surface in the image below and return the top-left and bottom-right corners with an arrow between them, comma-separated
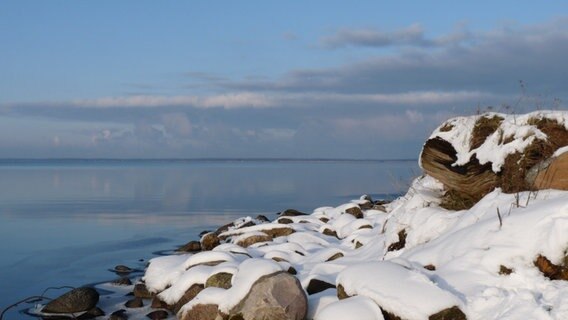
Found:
0,159 -> 419,316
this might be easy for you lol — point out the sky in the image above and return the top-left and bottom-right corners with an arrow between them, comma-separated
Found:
1,1 -> 567,159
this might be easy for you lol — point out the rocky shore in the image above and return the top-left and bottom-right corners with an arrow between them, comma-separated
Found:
28,111 -> 568,320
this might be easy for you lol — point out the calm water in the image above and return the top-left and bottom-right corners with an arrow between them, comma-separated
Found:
0,159 -> 419,315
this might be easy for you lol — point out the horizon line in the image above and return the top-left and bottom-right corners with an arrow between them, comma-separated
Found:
0,157 -> 418,162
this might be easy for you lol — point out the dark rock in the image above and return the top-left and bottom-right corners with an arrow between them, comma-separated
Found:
372,204 -> 387,212
199,230 -> 212,237
279,209 -> 307,217
358,224 -> 373,230
287,266 -> 298,275
42,287 -> 99,314
326,252 -> 344,262
278,218 -> 294,224
319,217 -> 330,223
170,284 -> 204,313
206,272 -> 233,289
133,283 -> 154,299
322,228 -> 338,238
387,229 -> 407,252
76,307 -> 105,320
179,304 -> 219,320
238,221 -> 256,229
336,284 -> 349,300
499,265 -> 513,275
345,206 -> 363,219
255,214 -> 270,222
201,232 -> 221,251
359,200 -> 374,210
146,310 -> 169,320
237,233 -> 272,248
151,296 -> 169,309
228,271 -> 307,320
115,265 -> 133,273
177,240 -> 202,252
125,297 -> 143,308
424,264 -> 436,271
112,277 -> 132,286
263,227 -> 295,238
355,241 -> 363,249
306,279 -> 336,295
109,309 -> 128,320
215,222 -> 235,235
429,306 -> 467,320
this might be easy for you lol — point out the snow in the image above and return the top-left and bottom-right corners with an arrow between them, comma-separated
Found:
337,261 -> 461,320
315,296 -> 384,320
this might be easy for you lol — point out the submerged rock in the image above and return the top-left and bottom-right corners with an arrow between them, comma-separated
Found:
177,240 -> 202,252
133,283 -> 154,299
42,287 -> 99,314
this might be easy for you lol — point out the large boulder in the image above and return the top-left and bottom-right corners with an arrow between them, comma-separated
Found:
201,232 -> 221,251
42,287 -> 99,314
228,271 -> 307,320
421,112 -> 568,209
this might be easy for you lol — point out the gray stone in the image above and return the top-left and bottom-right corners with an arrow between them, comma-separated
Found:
42,287 -> 99,314
228,271 -> 307,320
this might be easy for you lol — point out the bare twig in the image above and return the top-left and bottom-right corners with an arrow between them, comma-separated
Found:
497,207 -> 503,229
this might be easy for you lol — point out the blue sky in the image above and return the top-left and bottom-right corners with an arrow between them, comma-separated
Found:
1,1 -> 567,158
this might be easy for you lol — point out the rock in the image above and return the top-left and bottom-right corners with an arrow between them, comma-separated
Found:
528,152 -> 568,190
170,284 -> 204,313
326,252 -> 344,262
358,224 -> 372,230
177,240 -> 202,252
179,304 -> 219,320
228,271 -> 307,320
306,279 -> 336,295
114,265 -> 133,273
263,227 -> 295,238
359,200 -> 373,210
279,209 -> 307,217
76,307 -> 105,320
277,217 -> 294,224
371,204 -> 387,212
215,222 -> 235,235
429,306 -> 467,320
42,287 -> 99,314
355,241 -> 363,249
205,272 -> 233,289
287,266 -> 298,275
255,214 -> 270,222
345,206 -> 363,219
499,265 -> 513,275
133,283 -> 154,299
387,229 -> 407,252
125,297 -> 144,308
360,194 -> 373,202
322,228 -> 338,238
146,310 -> 169,319
336,284 -> 349,300
239,221 -> 256,229
319,217 -> 330,223
151,296 -> 169,309
424,264 -> 436,271
112,277 -> 132,286
109,309 -> 128,320
237,233 -> 272,248
534,255 -> 568,280
199,230 -> 212,237
201,232 -> 221,251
